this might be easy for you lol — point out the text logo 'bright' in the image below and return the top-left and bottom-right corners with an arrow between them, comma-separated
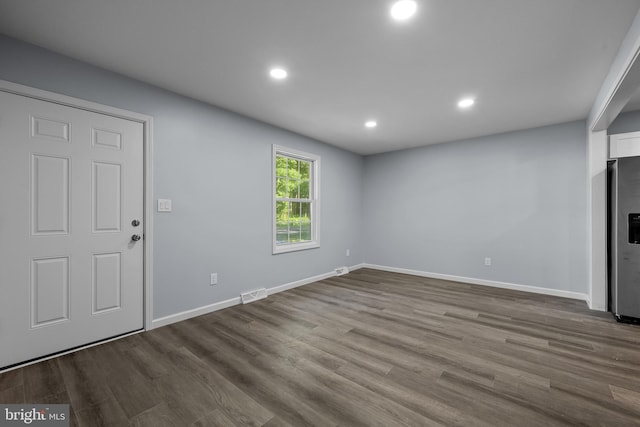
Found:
1,405 -> 69,426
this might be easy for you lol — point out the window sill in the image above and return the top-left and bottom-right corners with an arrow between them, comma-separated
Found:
273,241 -> 320,255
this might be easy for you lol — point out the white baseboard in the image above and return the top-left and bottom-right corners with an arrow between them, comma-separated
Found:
151,262 -> 589,329
585,293 -> 593,309
267,271 -> 336,296
348,263 -> 366,271
151,296 -> 241,329
587,296 -> 606,311
151,262 -> 366,329
363,263 -> 589,302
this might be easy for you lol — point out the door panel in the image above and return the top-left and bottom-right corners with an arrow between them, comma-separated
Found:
0,90 -> 144,368
92,161 -> 122,232
31,154 -> 70,235
92,252 -> 122,314
31,256 -> 70,327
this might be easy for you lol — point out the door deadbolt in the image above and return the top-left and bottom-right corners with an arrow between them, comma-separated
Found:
132,219 -> 141,227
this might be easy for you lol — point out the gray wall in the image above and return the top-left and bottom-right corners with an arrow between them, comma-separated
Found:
0,34 -> 591,318
609,109 -> 640,134
362,121 -> 588,293
0,35 -> 364,319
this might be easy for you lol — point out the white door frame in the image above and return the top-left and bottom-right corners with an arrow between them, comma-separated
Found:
0,79 -> 155,331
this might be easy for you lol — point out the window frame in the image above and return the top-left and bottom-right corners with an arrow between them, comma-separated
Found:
272,145 -> 320,254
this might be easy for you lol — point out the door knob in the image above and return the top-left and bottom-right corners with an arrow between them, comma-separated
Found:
131,219 -> 140,227
131,234 -> 142,242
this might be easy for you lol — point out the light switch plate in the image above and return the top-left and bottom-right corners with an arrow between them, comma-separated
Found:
157,199 -> 172,212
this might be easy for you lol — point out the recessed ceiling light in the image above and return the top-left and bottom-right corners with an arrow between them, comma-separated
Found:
269,68 -> 288,80
365,120 -> 378,128
458,98 -> 475,109
390,0 -> 417,21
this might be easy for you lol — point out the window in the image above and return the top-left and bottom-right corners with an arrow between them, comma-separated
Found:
273,145 -> 320,254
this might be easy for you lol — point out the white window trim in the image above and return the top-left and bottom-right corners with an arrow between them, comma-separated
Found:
272,145 -> 321,254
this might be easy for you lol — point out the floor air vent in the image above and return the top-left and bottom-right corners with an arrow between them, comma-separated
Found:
241,288 -> 268,304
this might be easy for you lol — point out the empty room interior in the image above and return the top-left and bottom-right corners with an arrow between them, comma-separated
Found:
3,0 -> 640,425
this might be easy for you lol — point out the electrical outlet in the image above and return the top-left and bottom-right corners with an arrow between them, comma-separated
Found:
484,257 -> 492,266
157,199 -> 172,212
346,249 -> 350,257
210,273 -> 218,285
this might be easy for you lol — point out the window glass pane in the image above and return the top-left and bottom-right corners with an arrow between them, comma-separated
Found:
300,161 -> 310,180
276,201 -> 288,244
276,230 -> 289,244
299,180 -> 310,199
301,219 -> 312,241
289,201 -> 301,242
276,156 -> 288,178
288,159 -> 299,178
289,229 -> 301,243
276,178 -> 287,198
290,202 -> 301,219
276,201 -> 289,221
288,179 -> 300,199
300,201 -> 311,219
301,202 -> 312,241
289,222 -> 301,242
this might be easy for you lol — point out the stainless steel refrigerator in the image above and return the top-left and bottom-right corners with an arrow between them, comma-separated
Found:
608,157 -> 640,322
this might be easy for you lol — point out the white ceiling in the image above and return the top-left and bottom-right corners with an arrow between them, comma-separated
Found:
1,0 -> 639,155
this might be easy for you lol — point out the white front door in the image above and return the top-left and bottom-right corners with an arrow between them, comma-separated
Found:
0,90 -> 144,368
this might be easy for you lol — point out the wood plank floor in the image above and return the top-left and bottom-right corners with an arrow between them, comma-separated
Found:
2,268 -> 640,426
